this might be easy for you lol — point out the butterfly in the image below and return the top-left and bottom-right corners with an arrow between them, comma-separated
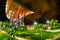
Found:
6,0 -> 34,20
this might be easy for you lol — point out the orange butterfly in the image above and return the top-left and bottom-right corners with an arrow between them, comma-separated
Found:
6,0 -> 34,20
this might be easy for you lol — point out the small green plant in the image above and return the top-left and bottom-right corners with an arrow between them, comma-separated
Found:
34,24 -> 43,29
17,26 -> 27,31
50,19 -> 60,30
3,21 -> 12,28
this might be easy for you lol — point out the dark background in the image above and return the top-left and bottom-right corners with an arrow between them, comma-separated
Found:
0,0 -> 8,21
0,0 -> 60,24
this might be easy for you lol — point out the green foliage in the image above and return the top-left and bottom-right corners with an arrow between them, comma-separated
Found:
34,24 -> 43,29
56,38 -> 60,40
0,20 -> 60,40
6,28 -> 16,36
0,33 -> 16,40
15,28 -> 59,40
0,21 -> 12,30
0,21 -> 16,37
0,21 -> 3,29
42,31 -> 59,39
26,29 -> 42,40
15,31 -> 30,37
3,21 -> 12,28
27,29 -> 59,40
50,19 -> 58,26
17,26 -> 27,31
0,33 -> 8,40
50,19 -> 60,29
